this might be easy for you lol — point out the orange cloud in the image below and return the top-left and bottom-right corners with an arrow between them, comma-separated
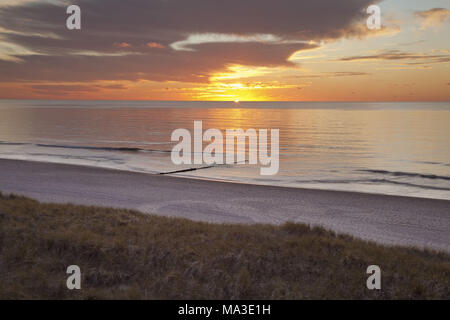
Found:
415,8 -> 450,30
114,42 -> 132,48
146,42 -> 165,49
338,50 -> 450,65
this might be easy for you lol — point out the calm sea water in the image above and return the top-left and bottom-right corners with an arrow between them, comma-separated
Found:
0,100 -> 449,200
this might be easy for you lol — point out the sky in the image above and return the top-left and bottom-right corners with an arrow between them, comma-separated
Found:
0,0 -> 449,101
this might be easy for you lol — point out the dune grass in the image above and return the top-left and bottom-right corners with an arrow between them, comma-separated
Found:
0,192 -> 448,300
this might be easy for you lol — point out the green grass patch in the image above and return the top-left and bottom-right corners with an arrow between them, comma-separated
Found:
0,192 -> 448,299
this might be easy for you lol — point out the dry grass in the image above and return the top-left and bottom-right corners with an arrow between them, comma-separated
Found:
0,192 -> 448,300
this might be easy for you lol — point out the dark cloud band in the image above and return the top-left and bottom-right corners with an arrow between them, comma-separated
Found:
0,0 -> 377,83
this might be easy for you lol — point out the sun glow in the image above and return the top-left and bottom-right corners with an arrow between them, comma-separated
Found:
202,64 -> 296,101
210,65 -> 273,82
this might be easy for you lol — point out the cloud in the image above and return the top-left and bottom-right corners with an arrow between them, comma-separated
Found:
31,84 -> 98,92
338,50 -> 450,65
415,8 -> 450,30
0,38 -> 45,62
146,42 -> 165,49
96,84 -> 128,90
170,33 -> 317,51
0,41 -> 319,83
114,42 -> 132,48
293,72 -> 371,79
0,0 -> 63,7
0,0 -> 379,84
29,83 -> 128,96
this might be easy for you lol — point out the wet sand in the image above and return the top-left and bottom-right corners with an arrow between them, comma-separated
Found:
0,159 -> 449,252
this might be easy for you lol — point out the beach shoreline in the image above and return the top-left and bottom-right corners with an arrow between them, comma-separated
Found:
0,158 -> 449,252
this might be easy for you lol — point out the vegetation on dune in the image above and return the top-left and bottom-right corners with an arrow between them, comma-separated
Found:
0,192 -> 449,299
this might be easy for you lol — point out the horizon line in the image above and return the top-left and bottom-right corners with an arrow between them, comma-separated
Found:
1,98 -> 450,103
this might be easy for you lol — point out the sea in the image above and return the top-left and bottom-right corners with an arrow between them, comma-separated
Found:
0,100 -> 449,200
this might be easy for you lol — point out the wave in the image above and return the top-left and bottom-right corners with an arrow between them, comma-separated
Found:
0,142 -> 173,154
0,140 -> 251,167
35,143 -> 146,152
0,141 -> 28,146
2,141 -> 252,161
300,178 -> 450,191
0,140 -> 174,154
359,169 -> 450,181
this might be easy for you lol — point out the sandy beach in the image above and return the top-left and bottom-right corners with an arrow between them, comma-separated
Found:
0,159 -> 448,252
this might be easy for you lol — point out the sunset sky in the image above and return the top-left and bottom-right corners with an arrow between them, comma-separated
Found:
0,0 -> 449,101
